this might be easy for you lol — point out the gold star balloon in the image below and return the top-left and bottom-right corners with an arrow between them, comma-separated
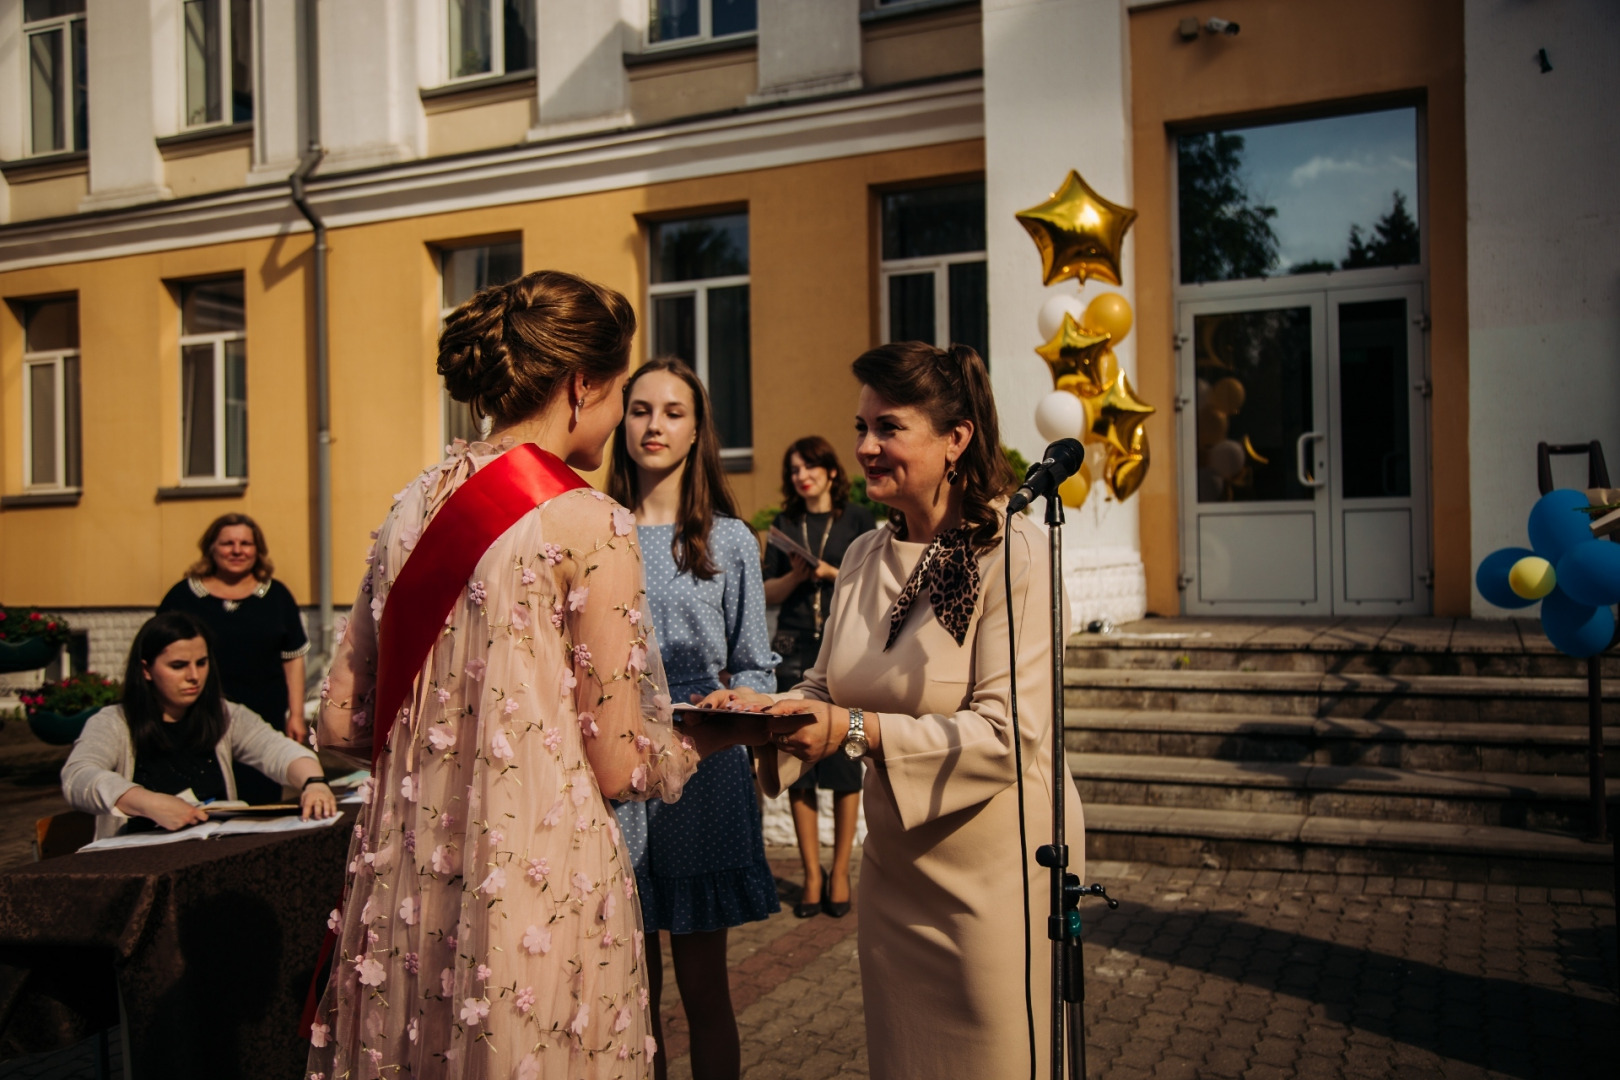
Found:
1016,170 -> 1139,286
1037,313 -> 1112,396
1083,373 -> 1157,456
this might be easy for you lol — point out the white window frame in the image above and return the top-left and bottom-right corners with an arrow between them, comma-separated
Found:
179,0 -> 253,132
878,250 -> 987,348
444,0 -> 535,85
644,0 -> 755,50
22,2 -> 87,156
647,272 -> 752,463
439,286 -> 492,446
178,320 -> 247,484
436,240 -> 521,446
21,347 -> 79,492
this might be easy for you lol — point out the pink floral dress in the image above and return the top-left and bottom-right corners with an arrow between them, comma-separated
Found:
307,441 -> 698,1080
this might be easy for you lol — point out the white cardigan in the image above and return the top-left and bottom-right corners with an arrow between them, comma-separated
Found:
61,703 -> 320,839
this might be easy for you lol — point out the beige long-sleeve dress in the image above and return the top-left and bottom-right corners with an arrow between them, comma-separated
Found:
758,511 -> 1084,1080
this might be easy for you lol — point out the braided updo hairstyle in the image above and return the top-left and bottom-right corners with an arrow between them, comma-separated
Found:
437,269 -> 637,427
852,341 -> 1017,551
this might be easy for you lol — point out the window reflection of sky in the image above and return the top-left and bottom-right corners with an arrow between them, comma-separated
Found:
1231,108 -> 1419,271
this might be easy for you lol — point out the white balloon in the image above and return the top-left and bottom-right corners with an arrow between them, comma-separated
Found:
1036,294 -> 1088,341
1035,391 -> 1087,443
1207,439 -> 1246,480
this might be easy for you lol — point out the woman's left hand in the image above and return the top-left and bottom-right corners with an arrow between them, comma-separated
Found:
765,699 -> 848,763
300,781 -> 337,820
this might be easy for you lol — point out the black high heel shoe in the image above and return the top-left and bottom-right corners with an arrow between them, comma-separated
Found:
794,867 -> 826,918
822,870 -> 851,918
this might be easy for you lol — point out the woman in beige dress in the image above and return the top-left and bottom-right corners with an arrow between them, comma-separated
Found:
707,341 -> 1084,1079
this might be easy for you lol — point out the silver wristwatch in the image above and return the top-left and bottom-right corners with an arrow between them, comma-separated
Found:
842,707 -> 868,760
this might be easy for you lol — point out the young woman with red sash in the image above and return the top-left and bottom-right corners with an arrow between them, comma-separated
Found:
306,272 -> 765,1079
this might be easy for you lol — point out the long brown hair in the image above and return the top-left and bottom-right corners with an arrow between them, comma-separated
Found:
122,612 -> 231,756
851,341 -> 1016,551
188,513 -> 274,582
779,435 -> 851,522
437,269 -> 636,427
608,358 -> 738,580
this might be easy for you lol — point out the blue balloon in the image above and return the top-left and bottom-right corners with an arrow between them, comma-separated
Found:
1476,546 -> 1538,609
1528,489 -> 1594,561
1557,541 -> 1620,606
1540,589 -> 1615,658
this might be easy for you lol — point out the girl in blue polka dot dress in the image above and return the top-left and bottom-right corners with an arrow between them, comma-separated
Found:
608,357 -> 780,1080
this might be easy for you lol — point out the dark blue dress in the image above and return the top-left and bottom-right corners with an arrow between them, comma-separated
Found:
616,517 -> 781,933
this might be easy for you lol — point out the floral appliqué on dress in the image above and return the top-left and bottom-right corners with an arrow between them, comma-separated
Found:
309,439 -> 696,1079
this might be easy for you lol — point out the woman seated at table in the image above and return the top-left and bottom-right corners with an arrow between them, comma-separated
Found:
61,612 -> 336,840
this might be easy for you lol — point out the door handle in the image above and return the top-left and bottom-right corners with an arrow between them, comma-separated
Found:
1296,431 -> 1327,489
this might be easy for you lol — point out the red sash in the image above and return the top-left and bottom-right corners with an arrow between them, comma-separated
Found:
371,443 -> 589,762
302,444 -> 586,1038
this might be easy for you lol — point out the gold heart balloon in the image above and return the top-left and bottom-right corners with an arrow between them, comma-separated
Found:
1083,373 -> 1156,456
1016,171 -> 1139,287
1037,314 -> 1112,396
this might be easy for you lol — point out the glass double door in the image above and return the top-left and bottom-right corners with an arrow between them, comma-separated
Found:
1176,284 -> 1429,615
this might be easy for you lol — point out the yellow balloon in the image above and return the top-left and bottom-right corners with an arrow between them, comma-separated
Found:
1058,462 -> 1093,508
1195,405 -> 1228,450
1208,377 -> 1246,415
1082,293 -> 1133,345
1508,556 -> 1558,600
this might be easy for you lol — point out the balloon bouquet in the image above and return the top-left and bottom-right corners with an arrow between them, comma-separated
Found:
1476,489 -> 1620,656
1017,171 -> 1155,509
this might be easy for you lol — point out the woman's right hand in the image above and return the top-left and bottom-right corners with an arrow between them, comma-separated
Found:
114,787 -> 210,831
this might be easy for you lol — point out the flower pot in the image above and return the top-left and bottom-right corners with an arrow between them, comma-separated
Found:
0,638 -> 56,674
28,707 -> 97,746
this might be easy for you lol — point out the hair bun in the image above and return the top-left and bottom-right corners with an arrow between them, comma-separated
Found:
434,271 -> 636,429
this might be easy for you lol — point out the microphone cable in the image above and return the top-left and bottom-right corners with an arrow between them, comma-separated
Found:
1004,510 -> 1037,1080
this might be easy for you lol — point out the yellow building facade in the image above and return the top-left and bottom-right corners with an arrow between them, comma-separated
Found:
4,0 -> 1617,671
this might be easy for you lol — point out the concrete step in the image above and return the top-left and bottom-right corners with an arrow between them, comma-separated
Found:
1080,803 -> 1613,889
1066,640 -> 1620,679
1065,708 -> 1620,776
1068,752 -> 1620,832
1064,668 -> 1616,723
1064,617 -> 1604,679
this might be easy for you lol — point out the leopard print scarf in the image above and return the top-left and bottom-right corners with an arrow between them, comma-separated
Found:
885,525 -> 980,650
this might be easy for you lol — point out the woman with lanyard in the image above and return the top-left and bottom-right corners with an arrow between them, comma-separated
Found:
761,436 -> 874,917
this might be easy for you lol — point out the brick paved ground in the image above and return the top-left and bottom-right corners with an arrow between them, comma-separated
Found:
1,837 -> 1613,1079
661,853 -> 1617,1080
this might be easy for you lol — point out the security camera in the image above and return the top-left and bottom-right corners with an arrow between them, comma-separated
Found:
1205,17 -> 1241,35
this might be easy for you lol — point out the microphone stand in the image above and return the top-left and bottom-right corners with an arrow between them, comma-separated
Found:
1031,488 -> 1118,1079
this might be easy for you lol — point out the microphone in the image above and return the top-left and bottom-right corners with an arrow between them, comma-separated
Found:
1007,439 -> 1086,514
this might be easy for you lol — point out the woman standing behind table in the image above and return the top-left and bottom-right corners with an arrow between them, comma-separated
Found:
706,342 -> 1085,1080
62,612 -> 334,839
608,357 -> 780,1080
159,514 -> 309,804
761,437 -> 873,917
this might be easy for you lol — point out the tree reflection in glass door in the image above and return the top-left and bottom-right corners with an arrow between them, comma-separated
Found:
1193,307 -> 1314,503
